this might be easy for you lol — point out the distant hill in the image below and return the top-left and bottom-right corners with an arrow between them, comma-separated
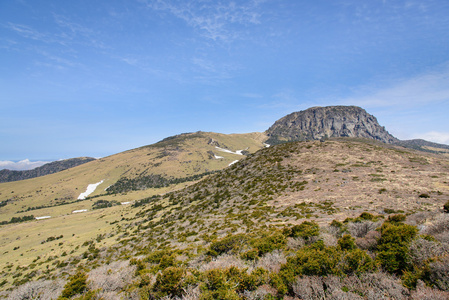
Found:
266,106 -> 398,145
395,139 -> 449,154
0,157 -> 96,183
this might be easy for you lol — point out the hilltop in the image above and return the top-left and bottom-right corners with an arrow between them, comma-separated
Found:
266,106 -> 398,145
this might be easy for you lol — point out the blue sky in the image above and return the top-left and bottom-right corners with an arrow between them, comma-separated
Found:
1,0 -> 449,168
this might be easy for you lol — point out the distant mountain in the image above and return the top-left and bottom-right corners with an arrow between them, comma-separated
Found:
266,106 -> 398,145
0,157 -> 96,183
395,139 -> 449,154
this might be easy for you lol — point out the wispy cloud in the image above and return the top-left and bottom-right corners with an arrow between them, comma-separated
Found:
0,159 -> 51,171
336,63 -> 449,109
6,22 -> 51,42
144,0 -> 265,42
414,131 -> 449,145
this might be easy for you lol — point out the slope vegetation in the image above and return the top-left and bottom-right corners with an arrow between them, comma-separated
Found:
0,132 -> 267,222
1,138 -> 449,298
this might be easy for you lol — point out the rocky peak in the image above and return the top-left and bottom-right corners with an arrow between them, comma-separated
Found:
266,106 -> 398,144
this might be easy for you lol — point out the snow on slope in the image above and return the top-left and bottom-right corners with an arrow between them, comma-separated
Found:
215,147 -> 244,155
77,180 -> 104,200
228,160 -> 239,166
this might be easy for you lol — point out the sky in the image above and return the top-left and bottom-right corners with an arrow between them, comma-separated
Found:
1,0 -> 449,170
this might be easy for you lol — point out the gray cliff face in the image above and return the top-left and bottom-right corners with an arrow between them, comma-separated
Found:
266,106 -> 398,144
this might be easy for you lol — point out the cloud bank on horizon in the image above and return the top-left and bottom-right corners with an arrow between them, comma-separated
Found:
0,0 -> 448,160
0,159 -> 51,171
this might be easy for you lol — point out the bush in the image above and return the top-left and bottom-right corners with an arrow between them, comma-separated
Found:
252,232 -> 286,255
208,234 -> 249,256
340,248 -> 376,275
280,241 -> 341,278
61,271 -> 88,298
376,222 -> 418,274
287,221 -> 320,241
337,234 -> 356,251
152,266 -> 185,298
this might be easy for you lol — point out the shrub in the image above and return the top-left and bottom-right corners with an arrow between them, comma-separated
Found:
61,271 -> 88,298
426,255 -> 449,291
340,248 -> 376,275
152,266 -> 185,298
252,232 -> 286,255
292,276 -> 325,300
208,234 -> 249,256
287,221 -> 320,241
337,234 -> 356,251
387,214 -> 407,224
376,222 -> 418,274
348,220 -> 380,238
280,241 -> 341,278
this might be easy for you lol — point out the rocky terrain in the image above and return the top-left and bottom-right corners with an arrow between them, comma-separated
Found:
266,106 -> 398,145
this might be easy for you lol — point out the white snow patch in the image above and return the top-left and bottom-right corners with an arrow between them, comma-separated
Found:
214,154 -> 224,159
77,180 -> 104,200
215,147 -> 244,155
35,216 -> 51,220
72,209 -> 88,214
228,160 -> 239,166
121,201 -> 131,205
263,143 -> 270,147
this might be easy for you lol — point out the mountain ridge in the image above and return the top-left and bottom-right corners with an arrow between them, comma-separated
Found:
0,157 -> 96,183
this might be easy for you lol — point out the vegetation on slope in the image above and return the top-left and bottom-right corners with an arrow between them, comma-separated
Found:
1,138 -> 449,299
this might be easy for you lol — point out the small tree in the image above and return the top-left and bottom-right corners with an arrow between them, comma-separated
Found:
61,271 -> 88,298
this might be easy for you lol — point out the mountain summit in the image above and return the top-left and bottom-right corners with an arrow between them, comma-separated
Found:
266,106 -> 398,144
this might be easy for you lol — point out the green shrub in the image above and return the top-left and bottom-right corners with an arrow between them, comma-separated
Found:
338,234 -> 356,251
240,248 -> 259,261
287,221 -> 320,240
152,267 -> 185,298
252,232 -> 286,255
208,234 -> 249,256
280,241 -> 341,277
386,214 -> 406,224
375,222 -> 418,274
61,271 -> 88,298
269,272 -> 288,295
340,248 -> 376,275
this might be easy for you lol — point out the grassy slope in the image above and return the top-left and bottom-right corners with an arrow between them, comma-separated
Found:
0,132 -> 267,222
1,138 -> 448,292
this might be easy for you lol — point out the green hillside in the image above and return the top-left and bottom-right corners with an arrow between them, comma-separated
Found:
1,138 -> 449,299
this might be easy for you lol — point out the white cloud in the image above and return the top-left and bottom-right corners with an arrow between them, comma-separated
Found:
146,0 -> 264,42
414,131 -> 449,145
338,63 -> 449,109
0,159 -> 51,171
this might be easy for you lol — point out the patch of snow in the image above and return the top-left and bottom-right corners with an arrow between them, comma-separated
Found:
72,209 -> 88,214
77,180 -> 104,200
263,143 -> 270,147
121,201 -> 131,205
215,146 -> 244,155
214,154 -> 224,159
35,216 -> 51,220
228,160 -> 239,166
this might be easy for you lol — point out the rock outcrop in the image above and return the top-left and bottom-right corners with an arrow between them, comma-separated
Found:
266,106 -> 398,144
